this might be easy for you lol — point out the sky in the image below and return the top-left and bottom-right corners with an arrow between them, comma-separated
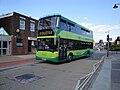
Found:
0,0 -> 120,42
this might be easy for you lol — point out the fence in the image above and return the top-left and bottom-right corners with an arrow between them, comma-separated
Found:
75,56 -> 105,90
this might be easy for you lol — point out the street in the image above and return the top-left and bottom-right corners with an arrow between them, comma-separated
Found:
0,52 -> 105,90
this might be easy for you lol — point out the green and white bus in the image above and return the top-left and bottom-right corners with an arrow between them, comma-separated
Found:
36,15 -> 93,62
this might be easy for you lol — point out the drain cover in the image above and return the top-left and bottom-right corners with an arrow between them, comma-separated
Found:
15,73 -> 42,84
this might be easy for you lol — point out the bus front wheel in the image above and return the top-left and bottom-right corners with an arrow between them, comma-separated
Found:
68,54 -> 73,61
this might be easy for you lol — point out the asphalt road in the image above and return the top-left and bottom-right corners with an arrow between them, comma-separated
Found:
87,50 -> 106,59
0,51 -> 106,90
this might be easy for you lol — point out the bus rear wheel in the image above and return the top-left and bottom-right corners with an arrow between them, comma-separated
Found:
68,54 -> 73,61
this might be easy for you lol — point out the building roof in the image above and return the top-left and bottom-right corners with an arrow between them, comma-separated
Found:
0,12 -> 14,19
0,12 -> 38,21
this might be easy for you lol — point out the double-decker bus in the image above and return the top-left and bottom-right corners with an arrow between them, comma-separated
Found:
36,15 -> 93,62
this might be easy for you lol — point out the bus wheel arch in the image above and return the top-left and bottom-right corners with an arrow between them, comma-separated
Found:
68,53 -> 73,61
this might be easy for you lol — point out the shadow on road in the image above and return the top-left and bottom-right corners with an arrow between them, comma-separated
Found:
36,56 -> 91,65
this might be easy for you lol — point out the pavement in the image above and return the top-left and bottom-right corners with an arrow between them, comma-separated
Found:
89,52 -> 120,90
0,54 -> 37,68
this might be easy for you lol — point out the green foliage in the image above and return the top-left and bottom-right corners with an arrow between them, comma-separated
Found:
110,44 -> 120,51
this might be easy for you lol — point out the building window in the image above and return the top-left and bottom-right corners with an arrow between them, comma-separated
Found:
20,20 -> 25,30
0,41 -> 1,48
16,39 -> 23,47
3,41 -> 7,48
30,23 -> 35,32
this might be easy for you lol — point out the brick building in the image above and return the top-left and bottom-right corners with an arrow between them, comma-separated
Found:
0,12 -> 38,55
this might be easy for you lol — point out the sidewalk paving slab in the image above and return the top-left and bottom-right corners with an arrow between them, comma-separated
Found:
0,54 -> 36,63
89,59 -> 111,90
0,54 -> 36,68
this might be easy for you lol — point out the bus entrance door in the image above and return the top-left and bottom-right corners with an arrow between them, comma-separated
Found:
59,44 -> 67,61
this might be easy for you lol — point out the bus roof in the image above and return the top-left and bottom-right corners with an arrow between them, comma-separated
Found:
39,14 -> 92,32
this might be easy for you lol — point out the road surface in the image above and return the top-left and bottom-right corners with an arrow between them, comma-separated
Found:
0,52 -> 105,90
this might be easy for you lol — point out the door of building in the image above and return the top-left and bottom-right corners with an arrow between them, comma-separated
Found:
28,40 -> 32,52
0,41 -> 11,56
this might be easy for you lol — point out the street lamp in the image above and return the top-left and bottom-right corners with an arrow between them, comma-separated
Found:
113,3 -> 120,9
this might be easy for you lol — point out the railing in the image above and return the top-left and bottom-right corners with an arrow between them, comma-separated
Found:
110,51 -> 120,54
75,56 -> 105,90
